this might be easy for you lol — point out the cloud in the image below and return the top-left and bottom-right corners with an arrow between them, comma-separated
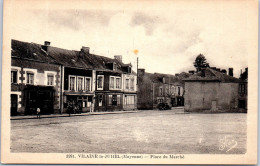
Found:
33,9 -> 117,31
130,12 -> 162,36
9,2 -> 250,77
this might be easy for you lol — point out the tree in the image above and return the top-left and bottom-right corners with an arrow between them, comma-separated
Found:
193,54 -> 210,72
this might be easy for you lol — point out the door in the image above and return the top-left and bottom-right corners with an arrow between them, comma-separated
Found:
112,95 -> 117,105
211,100 -> 217,111
11,94 -> 18,116
25,87 -> 54,115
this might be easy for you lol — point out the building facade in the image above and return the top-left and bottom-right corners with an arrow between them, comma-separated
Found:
137,69 -> 188,110
183,68 -> 247,113
10,39 -> 137,115
11,40 -> 62,115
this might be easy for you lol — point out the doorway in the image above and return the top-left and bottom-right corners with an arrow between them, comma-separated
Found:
11,94 -> 18,116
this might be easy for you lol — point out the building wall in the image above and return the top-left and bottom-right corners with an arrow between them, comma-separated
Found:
122,73 -> 137,110
63,67 -> 95,113
94,71 -> 123,112
184,82 -> 239,112
137,74 -> 153,110
11,58 -> 61,114
64,67 -> 92,91
152,83 -> 184,108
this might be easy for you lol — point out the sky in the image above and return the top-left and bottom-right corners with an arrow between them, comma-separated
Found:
7,0 -> 254,77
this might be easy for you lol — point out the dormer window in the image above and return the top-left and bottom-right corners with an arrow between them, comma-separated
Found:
113,63 -> 117,71
128,67 -> 132,73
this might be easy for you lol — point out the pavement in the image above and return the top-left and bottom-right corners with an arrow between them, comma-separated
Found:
11,110 -> 246,154
11,107 -> 185,120
11,110 -> 140,120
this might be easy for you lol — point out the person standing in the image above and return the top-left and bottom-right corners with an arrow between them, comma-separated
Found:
36,108 -> 41,119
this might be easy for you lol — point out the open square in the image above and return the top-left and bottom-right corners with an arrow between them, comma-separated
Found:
11,110 -> 246,154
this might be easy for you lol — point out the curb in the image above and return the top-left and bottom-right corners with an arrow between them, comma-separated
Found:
11,110 -> 140,120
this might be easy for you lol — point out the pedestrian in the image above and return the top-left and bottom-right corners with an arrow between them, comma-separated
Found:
36,107 -> 41,119
67,101 -> 72,117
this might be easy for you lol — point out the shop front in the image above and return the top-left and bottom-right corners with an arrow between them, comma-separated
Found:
64,92 -> 94,113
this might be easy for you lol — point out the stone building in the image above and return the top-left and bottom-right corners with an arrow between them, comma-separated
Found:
183,67 -> 247,112
11,40 -> 62,115
10,39 -> 137,115
137,69 -> 188,110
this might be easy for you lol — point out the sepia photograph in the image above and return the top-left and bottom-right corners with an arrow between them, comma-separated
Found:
1,0 -> 258,164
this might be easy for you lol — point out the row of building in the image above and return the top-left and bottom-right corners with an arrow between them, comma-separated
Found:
11,40 -> 137,115
10,39 -> 248,115
137,67 -> 247,113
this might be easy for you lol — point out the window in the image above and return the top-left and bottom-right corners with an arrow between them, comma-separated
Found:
78,77 -> 84,91
110,76 -> 121,89
125,95 -> 135,105
130,78 -> 134,90
126,79 -> 129,89
108,95 -> 112,105
116,78 -> 121,89
11,71 -> 17,83
110,77 -> 115,89
158,98 -> 163,103
27,72 -> 34,84
171,86 -> 175,94
117,95 -> 121,105
47,75 -> 54,86
113,63 -> 117,71
97,75 -> 104,90
69,76 -> 76,91
239,84 -> 246,94
165,86 -> 169,95
108,95 -> 121,106
159,87 -> 163,96
128,67 -> 132,73
178,87 -> 181,95
85,77 -> 91,91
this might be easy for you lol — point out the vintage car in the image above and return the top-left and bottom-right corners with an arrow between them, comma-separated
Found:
157,103 -> 171,110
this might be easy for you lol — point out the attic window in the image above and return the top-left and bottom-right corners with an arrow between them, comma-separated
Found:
113,63 -> 117,71
128,67 -> 132,73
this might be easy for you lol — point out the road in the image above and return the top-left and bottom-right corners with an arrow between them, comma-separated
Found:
11,109 -> 247,154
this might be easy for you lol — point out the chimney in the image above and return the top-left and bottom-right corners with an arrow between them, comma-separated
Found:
81,46 -> 90,54
201,68 -> 206,77
228,68 -> 233,77
216,68 -> 220,72
42,41 -> 51,52
114,55 -> 122,62
44,41 -> 51,46
221,69 -> 227,74
210,67 -> 217,70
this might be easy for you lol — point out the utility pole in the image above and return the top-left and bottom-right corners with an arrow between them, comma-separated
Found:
137,57 -> 139,84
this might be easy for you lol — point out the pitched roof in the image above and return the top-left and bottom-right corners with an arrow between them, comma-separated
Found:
183,68 -> 242,83
11,39 -> 134,73
143,72 -> 187,85
11,40 -> 57,64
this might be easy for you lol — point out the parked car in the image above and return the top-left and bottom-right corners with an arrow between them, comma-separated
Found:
157,103 -> 171,110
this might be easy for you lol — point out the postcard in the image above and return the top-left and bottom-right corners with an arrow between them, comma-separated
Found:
1,0 -> 258,164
